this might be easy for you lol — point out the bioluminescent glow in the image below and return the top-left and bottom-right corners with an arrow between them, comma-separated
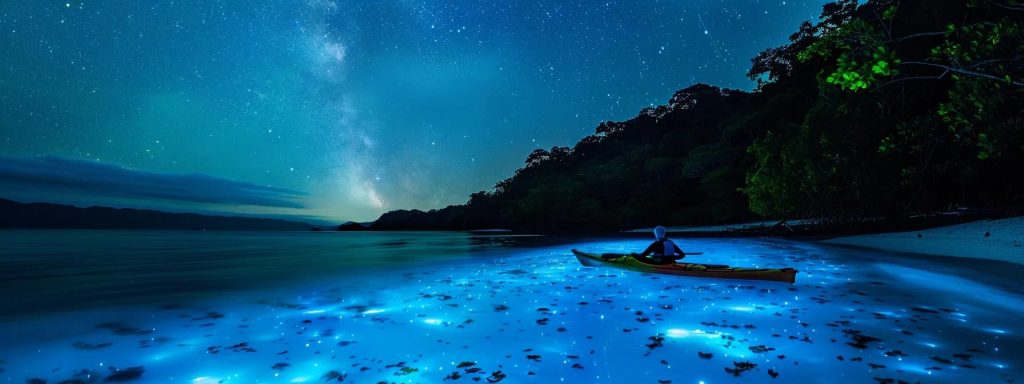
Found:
0,237 -> 1021,383
665,329 -> 718,339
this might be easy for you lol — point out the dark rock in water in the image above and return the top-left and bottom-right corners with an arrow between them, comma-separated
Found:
103,366 -> 145,382
227,342 -> 256,352
883,350 -> 907,357
911,307 -> 940,314
322,370 -> 346,381
644,335 -> 665,355
485,371 -> 506,383
193,312 -> 224,320
698,352 -> 713,359
872,377 -> 911,384
444,371 -> 462,380
71,342 -> 113,350
724,361 -> 757,377
842,329 -> 880,349
95,322 -> 153,336
395,367 -> 418,376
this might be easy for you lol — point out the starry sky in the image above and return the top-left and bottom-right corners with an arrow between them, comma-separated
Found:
0,0 -> 829,223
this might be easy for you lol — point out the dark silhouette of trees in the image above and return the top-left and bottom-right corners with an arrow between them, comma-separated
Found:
371,0 -> 1023,232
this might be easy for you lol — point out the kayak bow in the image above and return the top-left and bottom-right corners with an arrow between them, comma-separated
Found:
571,249 -> 797,284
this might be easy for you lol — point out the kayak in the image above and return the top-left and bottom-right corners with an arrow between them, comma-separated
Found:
571,249 -> 798,284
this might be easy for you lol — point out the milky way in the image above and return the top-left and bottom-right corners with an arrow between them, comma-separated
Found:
1,1 -> 828,221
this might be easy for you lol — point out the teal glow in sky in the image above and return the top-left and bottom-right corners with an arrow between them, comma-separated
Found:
1,1 -> 828,222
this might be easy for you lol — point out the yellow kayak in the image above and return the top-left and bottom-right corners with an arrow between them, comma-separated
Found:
571,249 -> 797,284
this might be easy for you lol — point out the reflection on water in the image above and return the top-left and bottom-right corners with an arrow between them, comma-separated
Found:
0,230 -> 546,316
0,232 -> 1021,383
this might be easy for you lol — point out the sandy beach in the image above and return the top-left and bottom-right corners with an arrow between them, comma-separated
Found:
822,217 -> 1024,265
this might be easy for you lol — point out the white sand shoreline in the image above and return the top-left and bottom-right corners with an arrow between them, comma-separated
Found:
820,216 -> 1024,265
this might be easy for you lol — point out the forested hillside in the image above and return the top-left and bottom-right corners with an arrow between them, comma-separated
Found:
371,0 -> 1023,232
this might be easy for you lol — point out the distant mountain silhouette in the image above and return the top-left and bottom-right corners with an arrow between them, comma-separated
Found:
0,198 -> 313,230
336,221 -> 369,231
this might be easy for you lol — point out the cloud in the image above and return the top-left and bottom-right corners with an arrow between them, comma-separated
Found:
0,156 -> 306,209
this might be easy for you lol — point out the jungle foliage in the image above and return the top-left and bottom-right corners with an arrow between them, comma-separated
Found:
371,0 -> 1024,232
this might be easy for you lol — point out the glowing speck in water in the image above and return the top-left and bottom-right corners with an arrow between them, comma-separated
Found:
667,328 -> 690,338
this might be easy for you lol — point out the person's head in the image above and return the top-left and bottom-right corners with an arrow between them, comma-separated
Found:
653,226 -> 666,240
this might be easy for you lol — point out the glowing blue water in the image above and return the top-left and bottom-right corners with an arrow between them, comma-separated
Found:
1,231 -> 1021,383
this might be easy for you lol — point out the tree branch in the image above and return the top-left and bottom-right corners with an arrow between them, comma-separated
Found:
901,61 -> 1024,87
874,69 -> 951,90
990,2 -> 1024,11
888,31 -> 947,43
968,56 -> 1023,69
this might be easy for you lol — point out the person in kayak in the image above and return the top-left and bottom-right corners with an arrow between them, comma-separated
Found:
633,226 -> 685,265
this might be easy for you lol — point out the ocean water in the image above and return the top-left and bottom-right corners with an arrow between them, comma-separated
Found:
0,231 -> 1021,383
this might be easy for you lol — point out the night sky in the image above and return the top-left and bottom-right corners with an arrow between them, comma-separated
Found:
1,1 -> 829,223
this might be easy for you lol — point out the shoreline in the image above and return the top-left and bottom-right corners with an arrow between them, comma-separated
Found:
818,216 -> 1024,266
